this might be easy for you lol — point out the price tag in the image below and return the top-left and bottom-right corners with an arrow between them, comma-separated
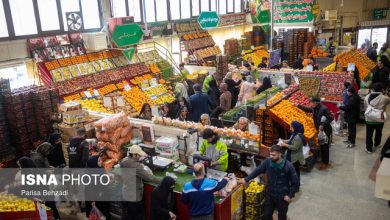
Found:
150,95 -> 158,100
116,96 -> 125,107
93,89 -> 99,96
124,84 -> 132,91
84,91 -> 92,98
347,63 -> 355,71
103,96 -> 112,108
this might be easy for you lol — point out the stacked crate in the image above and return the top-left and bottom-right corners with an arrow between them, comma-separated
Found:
224,39 -> 239,56
242,32 -> 252,50
0,79 -> 16,162
216,55 -> 229,81
256,108 -> 275,146
287,29 -> 308,66
4,86 -> 60,156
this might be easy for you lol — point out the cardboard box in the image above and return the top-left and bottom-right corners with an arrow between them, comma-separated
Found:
59,123 -> 83,143
63,110 -> 89,125
375,158 -> 390,200
59,101 -> 82,112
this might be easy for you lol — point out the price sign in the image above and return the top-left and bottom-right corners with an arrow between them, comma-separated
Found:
347,63 -> 355,71
84,91 -> 92,98
93,89 -> 100,96
124,84 -> 132,91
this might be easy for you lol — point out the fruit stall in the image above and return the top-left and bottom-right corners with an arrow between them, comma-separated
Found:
0,194 -> 53,220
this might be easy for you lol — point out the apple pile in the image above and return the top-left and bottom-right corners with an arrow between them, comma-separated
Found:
288,91 -> 311,108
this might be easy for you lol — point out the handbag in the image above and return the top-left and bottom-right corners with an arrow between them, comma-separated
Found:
364,104 -> 387,123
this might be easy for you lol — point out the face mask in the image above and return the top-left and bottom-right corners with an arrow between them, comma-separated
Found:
180,101 -> 185,106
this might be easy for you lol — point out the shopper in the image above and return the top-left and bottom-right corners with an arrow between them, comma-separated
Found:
139,103 -> 153,120
299,97 -> 334,142
182,163 -> 228,220
175,81 -> 189,101
47,132 -> 66,167
325,37 -> 337,56
189,84 -> 213,122
150,176 -> 177,220
364,83 -> 390,153
256,77 -> 272,94
30,142 -> 52,168
342,82 -> 351,105
200,114 -> 211,126
281,60 -> 291,70
292,55 -> 304,70
207,79 -> 221,108
177,106 -> 192,121
233,117 -> 249,132
371,58 -> 390,90
219,82 -> 232,111
199,128 -> 228,171
68,128 -> 89,168
120,145 -> 160,220
238,77 -> 258,104
224,71 -> 242,107
257,57 -> 268,68
179,63 -> 189,77
339,86 -> 361,148
85,154 -> 110,219
239,145 -> 299,220
367,42 -> 378,61
244,56 -> 255,68
202,72 -> 215,93
281,121 -> 305,183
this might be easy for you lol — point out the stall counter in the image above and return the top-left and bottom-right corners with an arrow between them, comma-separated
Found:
144,167 -> 243,220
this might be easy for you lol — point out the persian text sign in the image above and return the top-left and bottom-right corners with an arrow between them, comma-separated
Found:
273,0 -> 314,23
198,11 -> 220,29
112,24 -> 143,47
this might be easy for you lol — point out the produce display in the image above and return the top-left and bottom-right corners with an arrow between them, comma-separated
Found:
282,84 -> 299,95
243,48 -> 269,66
157,60 -> 174,79
0,193 -> 49,212
298,77 -> 321,97
4,86 -> 59,156
95,112 -> 132,170
181,31 -> 210,41
75,98 -> 112,114
175,22 -> 202,33
0,79 -> 15,162
143,85 -> 175,105
194,46 -> 222,59
322,62 -> 337,72
152,116 -> 261,142
334,49 -> 376,80
309,47 -> 329,58
298,71 -> 353,102
136,50 -> 159,63
121,87 -> 152,113
184,37 -> 215,50
288,91 -> 311,108
245,181 -> 265,220
53,63 -> 149,96
146,63 -> 160,74
266,92 -> 284,106
246,87 -> 280,106
270,100 -> 317,139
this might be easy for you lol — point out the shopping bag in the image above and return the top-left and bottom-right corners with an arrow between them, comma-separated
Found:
365,104 -> 387,123
318,130 -> 328,145
89,203 -> 106,220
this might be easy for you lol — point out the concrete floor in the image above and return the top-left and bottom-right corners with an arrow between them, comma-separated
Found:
289,123 -> 390,220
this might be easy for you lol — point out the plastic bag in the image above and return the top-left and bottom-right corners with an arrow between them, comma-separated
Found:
89,203 -> 106,220
318,130 -> 328,145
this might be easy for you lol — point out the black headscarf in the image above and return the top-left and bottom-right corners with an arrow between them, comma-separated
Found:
256,77 -> 272,94
150,176 -> 176,220
17,156 -> 37,168
47,132 -> 66,167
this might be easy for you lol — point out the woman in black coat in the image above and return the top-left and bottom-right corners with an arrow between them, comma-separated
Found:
207,79 -> 221,108
47,132 -> 66,167
150,176 -> 176,220
256,77 -> 272,94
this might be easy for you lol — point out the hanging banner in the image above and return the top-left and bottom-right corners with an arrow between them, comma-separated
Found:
112,24 -> 143,47
268,49 -> 282,68
198,11 -> 220,29
122,47 -> 136,61
219,13 -> 246,27
250,0 -> 314,24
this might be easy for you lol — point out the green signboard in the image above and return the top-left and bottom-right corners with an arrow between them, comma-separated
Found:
112,24 -> 143,47
198,11 -> 220,29
373,8 -> 388,20
122,47 -> 136,61
252,0 -> 314,24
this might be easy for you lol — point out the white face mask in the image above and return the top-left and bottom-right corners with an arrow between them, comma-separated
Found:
180,101 -> 185,106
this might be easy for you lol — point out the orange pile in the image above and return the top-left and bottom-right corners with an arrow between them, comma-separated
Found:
130,74 -> 153,85
182,31 -> 209,41
267,92 -> 284,106
146,63 -> 160,74
97,84 -> 117,96
270,100 -> 317,139
121,87 -> 152,113
334,49 -> 375,79
309,47 -> 329,58
116,80 -> 130,90
64,93 -> 81,102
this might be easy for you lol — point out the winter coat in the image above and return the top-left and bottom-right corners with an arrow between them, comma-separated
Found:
68,137 -> 89,168
340,93 -> 361,123
188,92 -> 213,122
150,177 -> 176,220
238,81 -> 257,103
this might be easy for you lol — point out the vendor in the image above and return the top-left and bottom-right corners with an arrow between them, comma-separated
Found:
200,128 -> 228,171
325,37 -> 337,56
233,117 -> 249,132
139,103 -> 153,120
281,60 -> 291,70
257,57 -> 268,68
179,63 -> 189,78
200,114 -> 211,126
